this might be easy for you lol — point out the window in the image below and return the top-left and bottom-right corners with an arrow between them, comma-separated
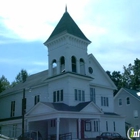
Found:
75,89 -> 85,101
101,97 -> 109,106
51,119 -> 55,127
85,121 -> 91,131
53,90 -> 63,102
11,101 -> 15,117
71,56 -> 77,72
106,121 -> 108,131
119,98 -> 122,106
60,56 -> 65,73
80,58 -> 85,74
90,88 -> 96,103
34,95 -> 40,105
126,97 -> 130,105
94,120 -> 99,132
12,125 -> 17,137
52,59 -> 57,75
113,121 -> 116,131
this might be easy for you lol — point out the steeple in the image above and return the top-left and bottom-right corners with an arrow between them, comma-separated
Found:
44,9 -> 91,44
44,8 -> 91,78
65,5 -> 67,13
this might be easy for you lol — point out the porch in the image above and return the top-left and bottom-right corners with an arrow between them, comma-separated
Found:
28,117 -> 100,140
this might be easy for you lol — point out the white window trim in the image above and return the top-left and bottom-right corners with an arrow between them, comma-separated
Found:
118,98 -> 122,106
126,97 -> 130,105
53,89 -> 63,103
74,89 -> 85,102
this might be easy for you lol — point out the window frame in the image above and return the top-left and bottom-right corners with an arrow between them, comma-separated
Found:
53,89 -> 63,102
34,95 -> 40,105
90,87 -> 96,103
126,97 -> 130,105
106,121 -> 108,131
101,97 -> 109,107
74,89 -> 85,102
118,98 -> 122,106
85,121 -> 91,131
11,101 -> 15,117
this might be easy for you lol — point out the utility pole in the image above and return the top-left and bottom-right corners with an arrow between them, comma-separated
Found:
22,88 -> 26,140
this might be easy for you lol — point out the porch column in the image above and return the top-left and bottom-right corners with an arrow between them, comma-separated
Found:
56,118 -> 60,140
78,118 -> 81,139
98,119 -> 101,135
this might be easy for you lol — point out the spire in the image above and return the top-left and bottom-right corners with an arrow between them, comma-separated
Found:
44,8 -> 91,43
65,5 -> 67,13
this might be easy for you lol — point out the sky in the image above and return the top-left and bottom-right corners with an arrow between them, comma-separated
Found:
0,0 -> 140,83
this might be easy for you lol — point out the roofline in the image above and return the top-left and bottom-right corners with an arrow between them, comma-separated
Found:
44,33 -> 91,47
0,82 -> 48,98
45,71 -> 93,82
88,54 -> 117,90
114,88 -> 140,102
114,88 -> 124,99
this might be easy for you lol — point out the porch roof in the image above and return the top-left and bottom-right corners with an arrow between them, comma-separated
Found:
41,101 -> 91,112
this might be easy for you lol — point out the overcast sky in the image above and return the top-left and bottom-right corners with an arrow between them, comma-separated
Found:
0,0 -> 140,83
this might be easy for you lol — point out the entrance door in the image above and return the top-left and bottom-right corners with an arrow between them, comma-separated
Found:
81,120 -> 85,139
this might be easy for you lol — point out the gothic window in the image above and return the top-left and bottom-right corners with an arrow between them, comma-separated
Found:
60,56 -> 65,73
71,56 -> 77,72
52,59 -> 57,75
80,58 -> 85,74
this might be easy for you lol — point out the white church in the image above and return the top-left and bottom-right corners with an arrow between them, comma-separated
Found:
0,8 -> 126,140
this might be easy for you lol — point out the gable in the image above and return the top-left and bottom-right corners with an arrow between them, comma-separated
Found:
26,102 -> 56,116
45,11 -> 90,43
80,102 -> 103,114
114,88 -> 140,102
88,54 -> 117,89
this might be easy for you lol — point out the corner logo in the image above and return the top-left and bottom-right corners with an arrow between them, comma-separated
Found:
127,127 -> 140,140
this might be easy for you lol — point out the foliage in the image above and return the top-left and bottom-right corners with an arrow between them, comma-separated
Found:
107,58 -> 140,95
0,75 -> 10,93
11,69 -> 29,87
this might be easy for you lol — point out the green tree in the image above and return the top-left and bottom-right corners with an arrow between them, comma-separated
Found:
11,69 -> 29,87
0,75 -> 10,93
122,58 -> 140,90
106,70 -> 123,95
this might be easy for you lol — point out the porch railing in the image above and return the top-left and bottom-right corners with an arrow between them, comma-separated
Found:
48,132 -> 72,140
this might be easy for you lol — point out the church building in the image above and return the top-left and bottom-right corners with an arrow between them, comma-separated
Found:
0,8 -> 126,140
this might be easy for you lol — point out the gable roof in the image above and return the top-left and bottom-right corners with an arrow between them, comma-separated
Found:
42,101 -> 91,112
44,11 -> 91,43
124,88 -> 140,100
114,88 -> 140,101
88,54 -> 117,90
0,70 -> 48,95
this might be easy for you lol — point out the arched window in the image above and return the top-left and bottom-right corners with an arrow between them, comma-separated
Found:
71,56 -> 77,72
80,58 -> 85,74
52,59 -> 57,75
60,56 -> 65,73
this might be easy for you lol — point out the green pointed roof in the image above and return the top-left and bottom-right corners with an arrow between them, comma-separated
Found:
45,11 -> 91,43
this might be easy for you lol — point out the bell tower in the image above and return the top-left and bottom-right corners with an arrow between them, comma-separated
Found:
44,8 -> 91,77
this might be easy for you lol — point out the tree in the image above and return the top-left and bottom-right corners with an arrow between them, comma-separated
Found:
122,58 -> 140,90
106,70 -> 123,95
11,69 -> 29,87
0,75 -> 10,93
107,58 -> 140,95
